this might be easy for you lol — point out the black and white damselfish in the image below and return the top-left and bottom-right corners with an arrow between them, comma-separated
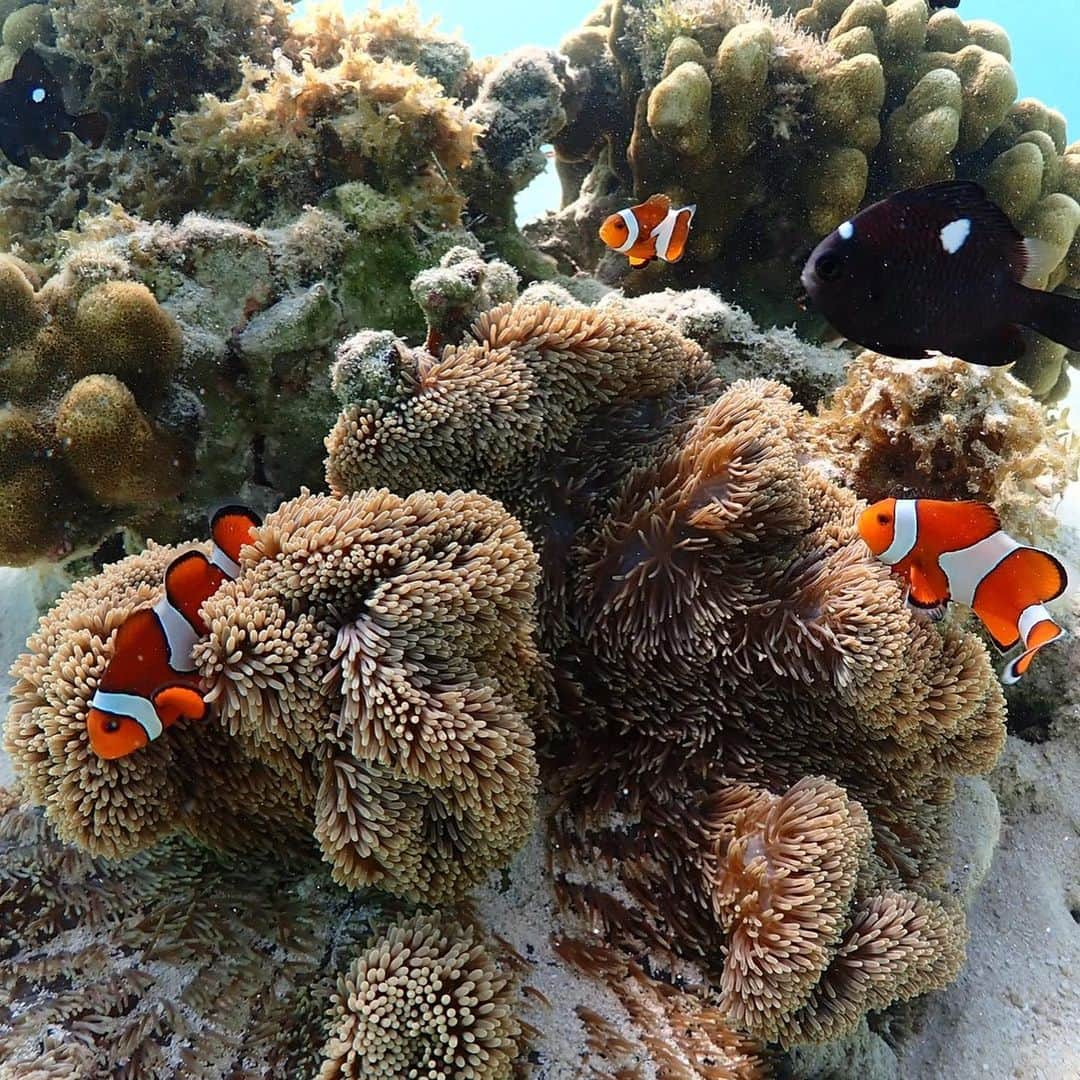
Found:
0,50 -> 107,169
800,181 -> 1080,367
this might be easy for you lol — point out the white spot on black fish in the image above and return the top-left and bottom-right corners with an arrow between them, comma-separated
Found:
838,221 -> 854,240
940,218 -> 971,254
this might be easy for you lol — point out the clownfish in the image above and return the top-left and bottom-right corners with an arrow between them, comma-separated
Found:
86,505 -> 261,760
858,498 -> 1069,684
801,181 -> 1080,368
599,194 -> 696,268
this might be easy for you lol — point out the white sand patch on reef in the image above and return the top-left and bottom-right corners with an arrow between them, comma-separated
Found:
897,643 -> 1080,1080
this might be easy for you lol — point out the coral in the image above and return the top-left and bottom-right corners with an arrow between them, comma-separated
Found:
6,488 -> 545,904
319,911 -> 525,1079
325,291 -> 1007,1044
0,784 -> 403,1078
811,352 -> 1079,543
162,40 -> 478,228
0,255 -> 190,565
526,0 -> 1080,395
0,189 -> 487,564
49,0 -> 290,131
411,244 -> 519,351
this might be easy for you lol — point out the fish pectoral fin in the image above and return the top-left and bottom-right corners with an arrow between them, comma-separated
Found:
907,561 -> 950,611
152,685 -> 207,727
956,324 -> 1026,367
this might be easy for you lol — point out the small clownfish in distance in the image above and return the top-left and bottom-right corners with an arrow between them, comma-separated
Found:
800,181 -> 1080,368
86,506 -> 261,760
858,498 -> 1069,684
599,194 -> 696,268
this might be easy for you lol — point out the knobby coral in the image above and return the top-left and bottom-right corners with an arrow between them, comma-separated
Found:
526,0 -> 1080,394
0,254 -> 191,565
812,351 -> 1079,543
325,293 -> 1006,1045
5,487 -> 545,903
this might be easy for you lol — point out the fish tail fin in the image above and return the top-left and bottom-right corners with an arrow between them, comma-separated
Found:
1002,616 -> 1066,684
210,504 -> 262,569
72,111 -> 109,149
1011,282 -> 1080,350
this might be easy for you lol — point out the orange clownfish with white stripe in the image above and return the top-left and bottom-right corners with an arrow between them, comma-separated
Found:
858,498 -> 1070,684
86,505 -> 261,760
599,194 -> 696,268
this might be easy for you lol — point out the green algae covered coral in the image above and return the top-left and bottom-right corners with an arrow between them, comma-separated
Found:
529,0 -> 1080,395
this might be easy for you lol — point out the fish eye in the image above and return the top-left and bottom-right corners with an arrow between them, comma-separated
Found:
877,513 -> 890,525
815,253 -> 843,282
612,219 -> 627,233
104,717 -> 121,733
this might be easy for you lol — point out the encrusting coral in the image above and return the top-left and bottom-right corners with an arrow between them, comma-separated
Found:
5,487 -> 545,903
811,351 -> 1079,544
319,911 -> 525,1080
524,0 -> 1080,396
325,288 -> 1006,1047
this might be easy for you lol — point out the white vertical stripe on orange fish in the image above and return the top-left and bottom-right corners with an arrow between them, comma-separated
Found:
89,690 -> 164,740
614,209 -> 639,253
210,543 -> 241,579
879,499 -> 918,565
153,596 -> 200,671
1017,602 -> 1054,642
938,531 -> 1021,607
651,210 -> 678,261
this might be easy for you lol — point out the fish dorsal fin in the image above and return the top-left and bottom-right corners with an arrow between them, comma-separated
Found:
12,49 -> 49,88
210,504 -> 261,568
164,550 -> 222,633
950,500 -> 1002,540
642,193 -> 671,214
891,181 -> 1029,278
1020,236 -> 1059,287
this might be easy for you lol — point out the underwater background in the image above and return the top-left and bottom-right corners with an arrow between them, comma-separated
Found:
0,1 -> 1078,1078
